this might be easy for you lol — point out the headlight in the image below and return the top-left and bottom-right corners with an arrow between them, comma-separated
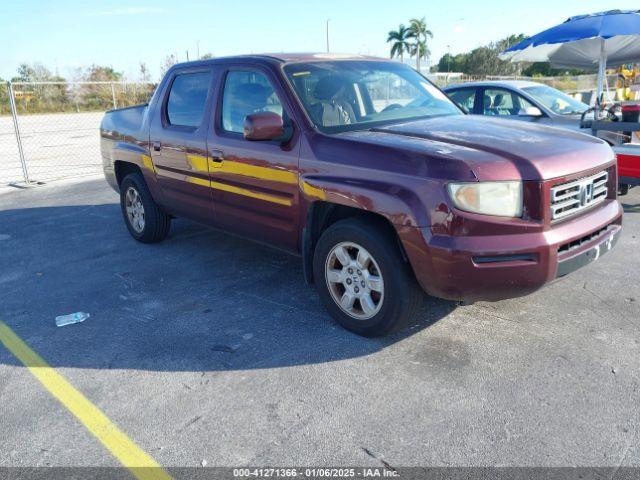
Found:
447,181 -> 523,217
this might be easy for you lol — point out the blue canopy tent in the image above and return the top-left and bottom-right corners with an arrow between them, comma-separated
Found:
499,10 -> 640,114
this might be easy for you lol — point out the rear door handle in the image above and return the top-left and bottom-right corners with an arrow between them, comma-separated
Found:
209,149 -> 224,163
152,141 -> 161,152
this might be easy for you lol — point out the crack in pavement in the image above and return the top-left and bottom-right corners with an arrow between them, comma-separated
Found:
361,447 -> 396,472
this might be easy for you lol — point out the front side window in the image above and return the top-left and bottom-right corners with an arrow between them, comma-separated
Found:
522,85 -> 588,115
221,70 -> 283,133
166,71 -> 212,127
482,88 -> 534,116
284,61 -> 461,133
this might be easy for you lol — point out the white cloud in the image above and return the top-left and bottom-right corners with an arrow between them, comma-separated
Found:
453,24 -> 466,34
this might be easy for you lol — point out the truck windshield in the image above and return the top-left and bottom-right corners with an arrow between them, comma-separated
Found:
283,60 -> 461,133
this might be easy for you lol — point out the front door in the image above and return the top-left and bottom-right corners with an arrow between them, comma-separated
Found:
481,87 -> 544,124
149,67 -> 217,224
207,67 -> 300,251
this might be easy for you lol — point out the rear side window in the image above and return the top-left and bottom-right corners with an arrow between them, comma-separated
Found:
448,88 -> 476,112
166,72 -> 212,127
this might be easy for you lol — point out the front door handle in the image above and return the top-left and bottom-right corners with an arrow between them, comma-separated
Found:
209,149 -> 224,163
152,141 -> 161,152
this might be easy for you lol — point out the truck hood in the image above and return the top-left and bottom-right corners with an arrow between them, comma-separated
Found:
343,115 -> 614,181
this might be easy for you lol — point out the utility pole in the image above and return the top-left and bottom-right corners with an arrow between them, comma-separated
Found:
186,50 -> 190,61
326,19 -> 330,53
447,45 -> 451,73
196,40 -> 200,59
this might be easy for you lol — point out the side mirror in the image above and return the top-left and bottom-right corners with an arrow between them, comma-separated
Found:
518,106 -> 543,117
243,112 -> 284,141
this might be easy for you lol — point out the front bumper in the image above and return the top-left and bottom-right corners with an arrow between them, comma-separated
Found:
400,200 -> 623,302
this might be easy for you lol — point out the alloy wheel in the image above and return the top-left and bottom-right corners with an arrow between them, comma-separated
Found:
325,241 -> 384,320
125,187 -> 145,234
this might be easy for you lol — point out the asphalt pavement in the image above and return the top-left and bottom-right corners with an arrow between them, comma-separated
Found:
0,177 -> 639,469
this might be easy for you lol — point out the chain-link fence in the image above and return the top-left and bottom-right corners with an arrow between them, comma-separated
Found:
0,75 -> 621,186
0,83 -> 25,185
0,81 -> 155,185
431,73 -> 619,104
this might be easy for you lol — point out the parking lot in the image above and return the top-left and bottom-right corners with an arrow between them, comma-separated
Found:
0,177 -> 639,470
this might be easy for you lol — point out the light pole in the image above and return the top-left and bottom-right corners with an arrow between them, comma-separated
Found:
326,19 -> 330,53
447,45 -> 451,73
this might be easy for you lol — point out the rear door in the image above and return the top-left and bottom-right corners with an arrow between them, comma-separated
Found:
149,66 -> 217,224
206,65 -> 301,251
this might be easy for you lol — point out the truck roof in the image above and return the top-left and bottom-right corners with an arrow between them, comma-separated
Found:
169,53 -> 389,70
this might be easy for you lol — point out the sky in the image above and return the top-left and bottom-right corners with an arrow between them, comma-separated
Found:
1,0 -> 638,81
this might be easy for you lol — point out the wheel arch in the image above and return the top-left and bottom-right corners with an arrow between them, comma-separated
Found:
301,200 -> 411,285
114,160 -> 143,187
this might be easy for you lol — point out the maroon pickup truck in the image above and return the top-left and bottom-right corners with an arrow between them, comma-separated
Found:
101,54 -> 622,337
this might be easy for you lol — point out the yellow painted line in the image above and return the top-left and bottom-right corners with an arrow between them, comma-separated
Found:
212,180 -> 293,206
218,160 -> 297,184
0,321 -> 172,480
187,153 -> 297,184
186,176 -> 211,188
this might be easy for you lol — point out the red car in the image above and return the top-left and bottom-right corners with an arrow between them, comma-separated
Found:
616,144 -> 640,195
101,54 -> 622,337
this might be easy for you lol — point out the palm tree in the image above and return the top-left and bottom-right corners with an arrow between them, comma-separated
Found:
386,25 -> 410,63
408,17 -> 433,72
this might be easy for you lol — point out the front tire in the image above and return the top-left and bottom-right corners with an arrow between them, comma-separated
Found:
313,217 -> 423,337
120,173 -> 171,243
619,183 -> 630,196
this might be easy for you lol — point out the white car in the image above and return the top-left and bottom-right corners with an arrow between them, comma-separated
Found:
443,80 -> 622,146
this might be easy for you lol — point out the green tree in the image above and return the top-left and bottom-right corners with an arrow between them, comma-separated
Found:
160,54 -> 178,79
386,24 -> 411,63
80,65 -> 123,82
0,77 -> 9,115
437,53 -> 468,73
522,62 -> 586,77
463,34 -> 528,76
74,65 -> 124,110
10,63 -> 68,114
408,17 -> 433,72
497,34 -> 528,53
12,62 -> 63,83
139,62 -> 151,82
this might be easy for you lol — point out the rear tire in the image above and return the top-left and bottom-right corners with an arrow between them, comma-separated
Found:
120,173 -> 171,243
313,217 -> 423,337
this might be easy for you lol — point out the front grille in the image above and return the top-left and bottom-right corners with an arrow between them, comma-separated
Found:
550,171 -> 608,220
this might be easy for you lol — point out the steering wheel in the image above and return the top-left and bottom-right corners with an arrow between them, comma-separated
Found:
580,104 -> 623,128
580,107 -> 595,128
606,103 -> 621,122
381,103 -> 403,113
